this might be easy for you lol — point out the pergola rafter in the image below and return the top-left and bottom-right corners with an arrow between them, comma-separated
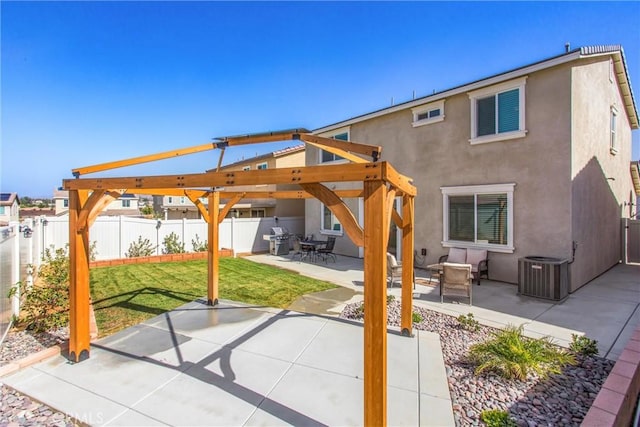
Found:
64,129 -> 416,426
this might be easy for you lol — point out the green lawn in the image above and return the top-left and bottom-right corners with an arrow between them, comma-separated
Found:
89,257 -> 336,337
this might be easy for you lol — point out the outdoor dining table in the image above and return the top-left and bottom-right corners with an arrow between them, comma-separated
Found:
300,240 -> 327,262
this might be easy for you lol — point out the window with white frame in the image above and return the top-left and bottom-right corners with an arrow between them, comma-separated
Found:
257,162 -> 268,170
321,204 -> 342,234
242,165 -> 251,171
610,106 -> 618,154
63,199 -> 69,208
320,130 -> 348,163
250,209 -> 265,218
411,100 -> 445,127
468,77 -> 527,145
441,183 -> 515,252
167,196 -> 173,204
180,197 -> 185,204
122,199 -> 131,208
0,207 -> 5,215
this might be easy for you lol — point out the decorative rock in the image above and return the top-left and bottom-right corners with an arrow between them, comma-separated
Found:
341,300 -> 615,426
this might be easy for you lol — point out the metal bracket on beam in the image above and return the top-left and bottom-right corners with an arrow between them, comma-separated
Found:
372,151 -> 380,163
215,141 -> 229,149
72,171 -> 80,178
292,133 -> 301,140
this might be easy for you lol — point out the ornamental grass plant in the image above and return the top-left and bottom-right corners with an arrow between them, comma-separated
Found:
469,324 -> 576,381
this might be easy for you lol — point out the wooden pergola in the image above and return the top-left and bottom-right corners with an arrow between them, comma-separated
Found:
63,129 -> 416,425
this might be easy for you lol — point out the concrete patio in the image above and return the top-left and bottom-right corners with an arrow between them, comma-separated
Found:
1,253 -> 637,426
249,253 -> 639,361
2,300 -> 453,426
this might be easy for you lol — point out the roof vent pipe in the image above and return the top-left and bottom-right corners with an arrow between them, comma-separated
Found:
565,42 -> 571,53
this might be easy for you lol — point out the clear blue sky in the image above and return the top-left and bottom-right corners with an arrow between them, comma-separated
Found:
2,1 -> 639,198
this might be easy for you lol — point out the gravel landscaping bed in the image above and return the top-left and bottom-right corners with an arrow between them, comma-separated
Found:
341,300 -> 614,427
1,328 -> 72,426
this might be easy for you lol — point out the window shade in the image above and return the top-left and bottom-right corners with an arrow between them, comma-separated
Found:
477,96 -> 496,136
448,195 -> 474,241
497,89 -> 519,133
476,193 -> 508,244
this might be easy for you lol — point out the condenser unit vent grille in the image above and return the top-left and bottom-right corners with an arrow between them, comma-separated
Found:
518,256 -> 569,301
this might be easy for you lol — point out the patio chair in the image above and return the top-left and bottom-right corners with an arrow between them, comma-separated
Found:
387,252 -> 402,287
440,262 -> 472,305
439,247 -> 489,285
291,238 -> 303,261
317,236 -> 337,263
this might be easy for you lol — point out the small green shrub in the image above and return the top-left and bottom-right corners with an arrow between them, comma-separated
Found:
458,312 -> 480,331
480,409 -> 517,427
412,311 -> 423,323
191,234 -> 208,252
11,246 -> 70,332
469,324 -> 576,380
570,334 -> 599,356
126,236 -> 155,258
162,232 -> 185,254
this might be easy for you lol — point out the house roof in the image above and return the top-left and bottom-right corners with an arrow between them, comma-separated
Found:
0,193 -> 18,206
313,45 -> 638,134
632,161 -> 640,197
210,145 -> 305,171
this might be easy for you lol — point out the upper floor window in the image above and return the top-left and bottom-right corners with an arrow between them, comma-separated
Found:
610,106 -> 618,154
468,77 -> 527,145
180,197 -> 186,204
0,207 -> 5,215
320,129 -> 348,163
441,183 -> 515,252
122,199 -> 131,208
257,162 -> 268,170
411,100 -> 445,127
167,197 -> 173,204
63,199 -> 69,208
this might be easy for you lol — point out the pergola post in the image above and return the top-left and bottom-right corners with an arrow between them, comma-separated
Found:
207,192 -> 220,305
401,194 -> 415,336
363,179 -> 388,426
69,189 -> 91,362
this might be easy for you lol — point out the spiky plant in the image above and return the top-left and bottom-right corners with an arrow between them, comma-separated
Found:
469,324 -> 576,380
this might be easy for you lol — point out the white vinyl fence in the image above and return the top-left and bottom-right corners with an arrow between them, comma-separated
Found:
0,214 -> 302,339
37,215 -> 304,261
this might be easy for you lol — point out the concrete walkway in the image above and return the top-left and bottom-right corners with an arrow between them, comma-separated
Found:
249,254 -> 639,361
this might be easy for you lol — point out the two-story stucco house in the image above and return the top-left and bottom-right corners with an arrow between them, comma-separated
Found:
0,193 -> 20,225
157,145 -> 306,220
53,189 -> 140,216
305,45 -> 638,292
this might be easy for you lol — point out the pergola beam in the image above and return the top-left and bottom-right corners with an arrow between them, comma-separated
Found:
72,143 -> 217,177
299,134 -> 382,161
300,183 -> 364,247
400,194 -> 415,336
207,192 -> 220,305
132,189 -> 367,200
63,162 -> 394,191
185,190 -> 210,221
218,193 -> 245,223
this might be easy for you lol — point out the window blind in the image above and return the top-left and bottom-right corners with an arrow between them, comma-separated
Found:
497,89 -> 519,133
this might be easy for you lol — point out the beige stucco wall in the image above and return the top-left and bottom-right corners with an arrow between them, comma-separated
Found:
570,58 -> 635,290
308,62 -> 579,285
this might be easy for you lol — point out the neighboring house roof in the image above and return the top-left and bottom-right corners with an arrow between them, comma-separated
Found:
210,144 -> 305,172
0,193 -> 19,206
313,45 -> 638,134
632,161 -> 640,196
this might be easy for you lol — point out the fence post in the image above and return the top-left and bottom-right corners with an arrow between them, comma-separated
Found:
26,218 -> 34,289
10,222 -> 20,317
119,216 -> 125,258
231,217 -> 236,257
182,217 -> 187,250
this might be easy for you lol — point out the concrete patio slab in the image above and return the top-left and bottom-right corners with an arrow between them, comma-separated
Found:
249,254 -> 639,361
2,301 -> 452,427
